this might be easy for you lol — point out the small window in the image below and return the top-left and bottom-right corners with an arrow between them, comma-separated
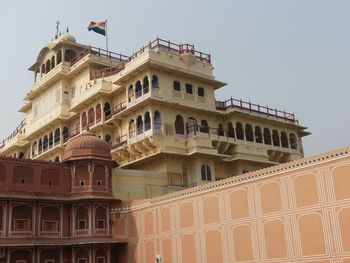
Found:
97,180 -> 102,186
173,81 -> 181,91
80,181 -> 85,187
201,165 -> 212,181
185,83 -> 193,94
105,134 -> 111,143
43,221 -> 58,232
20,178 -> 26,184
97,219 -> 105,229
48,180 -> 53,186
198,87 -> 205,97
78,220 -> 87,229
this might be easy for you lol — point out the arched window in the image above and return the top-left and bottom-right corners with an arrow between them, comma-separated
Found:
18,152 -> 24,159
75,206 -> 89,230
236,122 -> 244,140
88,108 -> 95,126
57,50 -> 62,65
12,205 -> 33,232
143,76 -> 149,94
54,128 -> 60,145
38,139 -> 43,153
49,132 -> 53,147
255,126 -> 263,143
80,114 -> 87,131
135,81 -> 142,98
63,127 -> 69,141
128,85 -> 134,102
54,156 -> 60,162
263,128 -> 271,145
64,49 -> 77,62
201,165 -> 212,181
245,124 -> 254,142
46,60 -> 51,73
95,206 -> 107,229
51,56 -> 55,69
218,124 -> 224,136
136,115 -> 143,135
43,135 -> 48,150
41,64 -> 45,77
32,141 -> 37,156
290,134 -> 298,149
96,104 -> 102,122
200,120 -> 209,133
175,115 -> 184,135
187,117 -> 197,134
272,130 -> 280,147
281,132 -> 289,148
154,111 -> 161,133
129,120 -> 135,138
152,75 -> 159,89
144,112 -> 151,131
103,103 -> 111,120
227,122 -> 235,138
105,134 -> 111,143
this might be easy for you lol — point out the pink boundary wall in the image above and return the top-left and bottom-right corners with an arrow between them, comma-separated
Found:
112,146 -> 350,263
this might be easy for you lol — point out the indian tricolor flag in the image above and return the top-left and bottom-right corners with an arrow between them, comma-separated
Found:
87,21 -> 106,36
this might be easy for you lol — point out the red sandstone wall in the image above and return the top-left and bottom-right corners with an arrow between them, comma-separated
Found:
113,147 -> 350,263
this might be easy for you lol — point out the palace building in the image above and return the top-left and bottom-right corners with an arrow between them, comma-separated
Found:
0,32 -> 309,200
0,131 -> 349,263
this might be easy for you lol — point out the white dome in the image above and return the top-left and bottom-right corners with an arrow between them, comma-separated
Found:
59,33 -> 76,43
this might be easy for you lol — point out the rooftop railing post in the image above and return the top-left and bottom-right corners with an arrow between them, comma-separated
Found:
249,101 -> 251,112
275,108 -> 278,117
240,99 -> 242,109
258,104 -> 260,114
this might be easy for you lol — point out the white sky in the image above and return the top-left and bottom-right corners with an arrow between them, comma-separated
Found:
0,0 -> 349,156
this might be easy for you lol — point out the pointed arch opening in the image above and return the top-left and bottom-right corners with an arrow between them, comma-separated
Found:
255,126 -> 263,143
136,115 -> 143,135
228,122 -> 235,138
96,104 -> 102,122
103,103 -> 111,120
290,134 -> 298,149
272,130 -> 280,147
144,112 -> 151,131
236,122 -> 244,140
129,119 -> 135,138
135,80 -> 142,98
263,128 -> 271,145
245,124 -> 254,142
143,76 -> 149,94
281,132 -> 289,148
154,111 -> 161,133
152,75 -> 159,90
175,115 -> 185,135
201,165 -> 212,181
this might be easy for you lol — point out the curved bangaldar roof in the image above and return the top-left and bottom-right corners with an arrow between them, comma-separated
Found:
63,132 -> 115,163
28,33 -> 85,71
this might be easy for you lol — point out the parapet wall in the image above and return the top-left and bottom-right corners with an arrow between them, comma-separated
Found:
113,146 -> 350,263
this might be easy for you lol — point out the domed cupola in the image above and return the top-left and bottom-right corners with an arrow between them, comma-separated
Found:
63,132 -> 112,162
63,132 -> 117,198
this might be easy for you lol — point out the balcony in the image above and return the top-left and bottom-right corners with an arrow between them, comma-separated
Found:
110,123 -> 163,166
28,62 -> 71,99
0,120 -> 26,153
216,98 -> 298,124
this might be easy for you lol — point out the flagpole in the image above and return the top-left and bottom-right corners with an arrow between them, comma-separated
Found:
105,19 -> 108,52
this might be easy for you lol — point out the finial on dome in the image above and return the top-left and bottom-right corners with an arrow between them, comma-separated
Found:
55,21 -> 60,40
66,26 -> 69,33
